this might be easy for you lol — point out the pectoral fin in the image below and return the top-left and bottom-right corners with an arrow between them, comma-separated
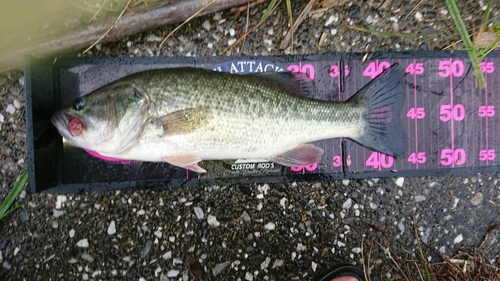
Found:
162,154 -> 207,173
151,107 -> 212,137
269,144 -> 324,166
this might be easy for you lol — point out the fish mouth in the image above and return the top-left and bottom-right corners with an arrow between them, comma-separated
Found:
50,113 -> 76,139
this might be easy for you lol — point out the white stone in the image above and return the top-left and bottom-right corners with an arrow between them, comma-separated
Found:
202,20 -> 211,31
272,259 -> 283,268
264,222 -> 275,230
167,269 -> 179,277
162,251 -> 172,260
107,221 -> 116,235
6,104 -> 15,114
260,257 -> 271,269
229,28 -> 236,36
415,11 -> 423,21
0,113 -> 4,123
342,179 -> 350,186
137,209 -> 145,215
311,261 -> 317,272
13,99 -> 21,109
76,238 -> 89,248
69,229 -> 75,238
342,198 -> 352,209
325,15 -> 335,26
414,195 -> 426,202
213,261 -> 230,276
194,207 -> 204,219
154,230 -> 162,238
352,247 -> 362,254
245,272 -> 253,281
207,215 -> 220,227
228,38 -> 236,46
454,234 -> 463,244
296,243 -> 307,251
395,177 -> 404,187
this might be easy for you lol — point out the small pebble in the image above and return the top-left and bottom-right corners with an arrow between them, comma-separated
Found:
264,222 -> 275,230
454,234 -> 463,244
245,272 -> 253,281
13,99 -> 20,109
272,259 -> 283,268
348,5 -> 360,18
81,253 -> 94,262
228,38 -> 236,46
260,257 -> 271,269
311,261 -> 317,272
471,193 -> 483,206
52,209 -> 64,218
296,243 -> 307,251
415,11 -> 423,21
6,104 -> 15,114
342,179 -> 350,186
395,177 -> 404,187
202,20 -> 211,31
207,215 -> 220,227
162,251 -> 172,260
213,261 -> 230,276
414,195 -> 426,202
194,206 -> 204,219
352,247 -> 362,254
137,209 -> 145,215
167,269 -> 179,277
342,198 -> 352,209
0,113 -> 4,123
77,239 -> 89,248
240,211 -> 251,222
107,221 -> 116,235
69,229 -> 75,238
325,15 -> 335,26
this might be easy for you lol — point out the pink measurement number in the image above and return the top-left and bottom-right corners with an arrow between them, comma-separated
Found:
291,162 -> 318,172
478,105 -> 495,117
479,149 -> 495,161
329,64 -> 350,77
287,63 -> 315,80
439,104 -> 465,122
406,107 -> 425,119
438,60 -> 464,77
332,155 -> 342,167
479,62 -> 495,74
365,152 -> 393,169
440,149 -> 466,166
405,63 -> 424,75
407,152 -> 426,164
363,61 -> 391,79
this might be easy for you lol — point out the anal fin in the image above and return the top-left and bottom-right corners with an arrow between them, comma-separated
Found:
162,154 -> 207,173
269,143 -> 324,167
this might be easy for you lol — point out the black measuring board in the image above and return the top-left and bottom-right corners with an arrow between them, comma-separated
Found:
24,51 -> 500,193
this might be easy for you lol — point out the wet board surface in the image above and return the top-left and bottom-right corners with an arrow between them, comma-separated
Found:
25,51 -> 500,193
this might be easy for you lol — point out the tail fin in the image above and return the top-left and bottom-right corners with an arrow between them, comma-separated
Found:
348,64 -> 407,158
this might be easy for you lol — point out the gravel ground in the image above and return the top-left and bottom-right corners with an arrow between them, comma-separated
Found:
1,0 -> 500,280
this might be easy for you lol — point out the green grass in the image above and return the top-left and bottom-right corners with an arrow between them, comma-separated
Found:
0,169 -> 27,221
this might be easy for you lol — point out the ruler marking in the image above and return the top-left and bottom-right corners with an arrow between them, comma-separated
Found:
484,58 -> 489,166
413,58 -> 419,169
337,60 -> 343,173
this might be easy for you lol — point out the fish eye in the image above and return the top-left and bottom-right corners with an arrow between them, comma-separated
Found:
73,97 -> 86,111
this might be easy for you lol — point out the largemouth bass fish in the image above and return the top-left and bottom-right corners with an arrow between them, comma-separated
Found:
51,65 -> 407,173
